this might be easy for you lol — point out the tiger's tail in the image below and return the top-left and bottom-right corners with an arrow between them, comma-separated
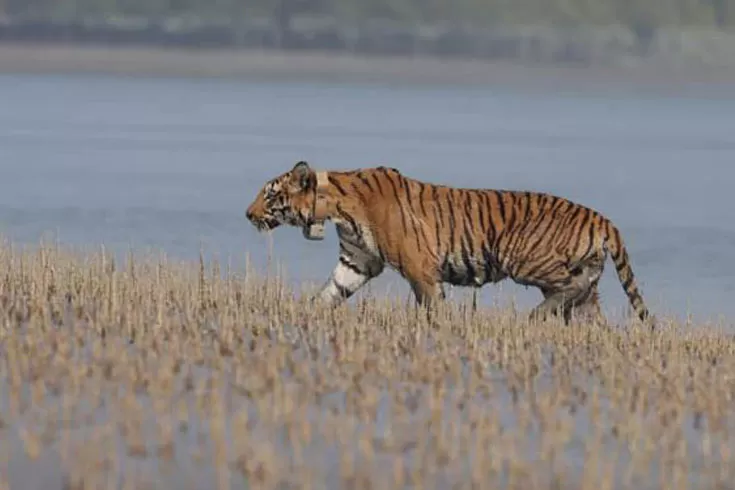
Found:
603,220 -> 655,328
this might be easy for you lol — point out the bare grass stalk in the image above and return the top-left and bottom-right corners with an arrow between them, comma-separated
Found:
0,240 -> 733,489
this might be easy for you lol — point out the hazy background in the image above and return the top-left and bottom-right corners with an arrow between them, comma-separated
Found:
1,0 -> 735,326
2,0 -> 735,66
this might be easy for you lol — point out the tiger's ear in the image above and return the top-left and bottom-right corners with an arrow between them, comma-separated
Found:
292,160 -> 313,191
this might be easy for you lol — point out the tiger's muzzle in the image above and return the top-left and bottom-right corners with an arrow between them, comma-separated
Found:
250,215 -> 280,232
245,202 -> 279,232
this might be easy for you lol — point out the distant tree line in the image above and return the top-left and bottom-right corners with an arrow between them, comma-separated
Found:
0,0 -> 733,64
1,0 -> 733,28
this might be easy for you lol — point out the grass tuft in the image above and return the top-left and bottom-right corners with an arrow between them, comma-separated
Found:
0,241 -> 733,489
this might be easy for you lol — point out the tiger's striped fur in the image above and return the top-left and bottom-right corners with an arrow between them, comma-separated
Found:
246,161 -> 653,327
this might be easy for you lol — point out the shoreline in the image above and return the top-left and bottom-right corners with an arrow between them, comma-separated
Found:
2,42 -> 735,94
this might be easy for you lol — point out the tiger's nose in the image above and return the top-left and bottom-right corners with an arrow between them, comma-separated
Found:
245,209 -> 254,221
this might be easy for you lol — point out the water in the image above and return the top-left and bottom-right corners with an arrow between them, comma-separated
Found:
1,73 -> 735,325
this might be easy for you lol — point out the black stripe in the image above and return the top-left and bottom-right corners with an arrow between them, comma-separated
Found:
372,173 -> 385,196
336,204 -> 363,239
462,192 -> 474,227
512,193 -> 536,254
334,281 -> 352,299
441,255 -> 462,284
512,196 -> 563,268
460,239 -> 476,286
569,209 -> 592,253
556,206 -> 584,246
581,212 -> 597,259
515,200 -> 549,250
351,182 -> 368,202
481,192 -> 497,244
447,190 -> 456,254
504,231 -> 526,274
357,172 -> 374,192
433,187 -> 444,223
530,196 -> 566,250
404,178 -> 415,211
522,192 -> 533,223
475,191 -> 493,277
339,255 -> 366,276
413,212 -> 431,254
418,181 -> 428,217
548,195 -> 559,211
386,175 -> 409,234
403,178 -> 423,251
523,218 -> 559,264
610,226 -> 624,261
461,195 -> 479,281
410,212 -> 422,252
615,259 -> 626,272
495,191 -> 506,223
481,244 -> 497,283
432,187 -> 444,252
546,204 -> 579,247
329,176 -> 348,196
476,191 -> 487,231
340,234 -> 362,249
502,196 -> 530,264
521,255 -> 559,281
504,193 -> 516,230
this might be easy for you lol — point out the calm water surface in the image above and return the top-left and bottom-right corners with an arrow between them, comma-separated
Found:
1,74 -> 735,325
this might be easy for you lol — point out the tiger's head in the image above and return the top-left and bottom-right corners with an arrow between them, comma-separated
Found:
246,160 -> 324,235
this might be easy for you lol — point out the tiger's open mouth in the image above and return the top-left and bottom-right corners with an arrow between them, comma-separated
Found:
252,217 -> 280,232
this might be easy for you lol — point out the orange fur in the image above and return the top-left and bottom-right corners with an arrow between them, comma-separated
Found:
246,161 -> 654,327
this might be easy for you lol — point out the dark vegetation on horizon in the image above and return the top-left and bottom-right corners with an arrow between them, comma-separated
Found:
0,0 -> 734,64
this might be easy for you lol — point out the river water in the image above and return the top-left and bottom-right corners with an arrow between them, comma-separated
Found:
1,73 -> 735,325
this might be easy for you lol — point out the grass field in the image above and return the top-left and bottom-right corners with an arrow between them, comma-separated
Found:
0,240 -> 733,489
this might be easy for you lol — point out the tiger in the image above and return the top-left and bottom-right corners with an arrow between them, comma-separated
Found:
245,160 -> 654,328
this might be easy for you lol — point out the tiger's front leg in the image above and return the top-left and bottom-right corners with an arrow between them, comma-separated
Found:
314,253 -> 384,307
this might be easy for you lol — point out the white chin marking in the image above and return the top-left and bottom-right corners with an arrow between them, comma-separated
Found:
333,262 -> 364,289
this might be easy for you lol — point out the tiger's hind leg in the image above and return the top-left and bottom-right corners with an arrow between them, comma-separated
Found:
529,288 -> 581,324
566,282 -> 606,325
528,256 -> 605,325
409,278 -> 445,326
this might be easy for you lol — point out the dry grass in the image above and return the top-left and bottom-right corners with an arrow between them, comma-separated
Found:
0,240 -> 734,490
